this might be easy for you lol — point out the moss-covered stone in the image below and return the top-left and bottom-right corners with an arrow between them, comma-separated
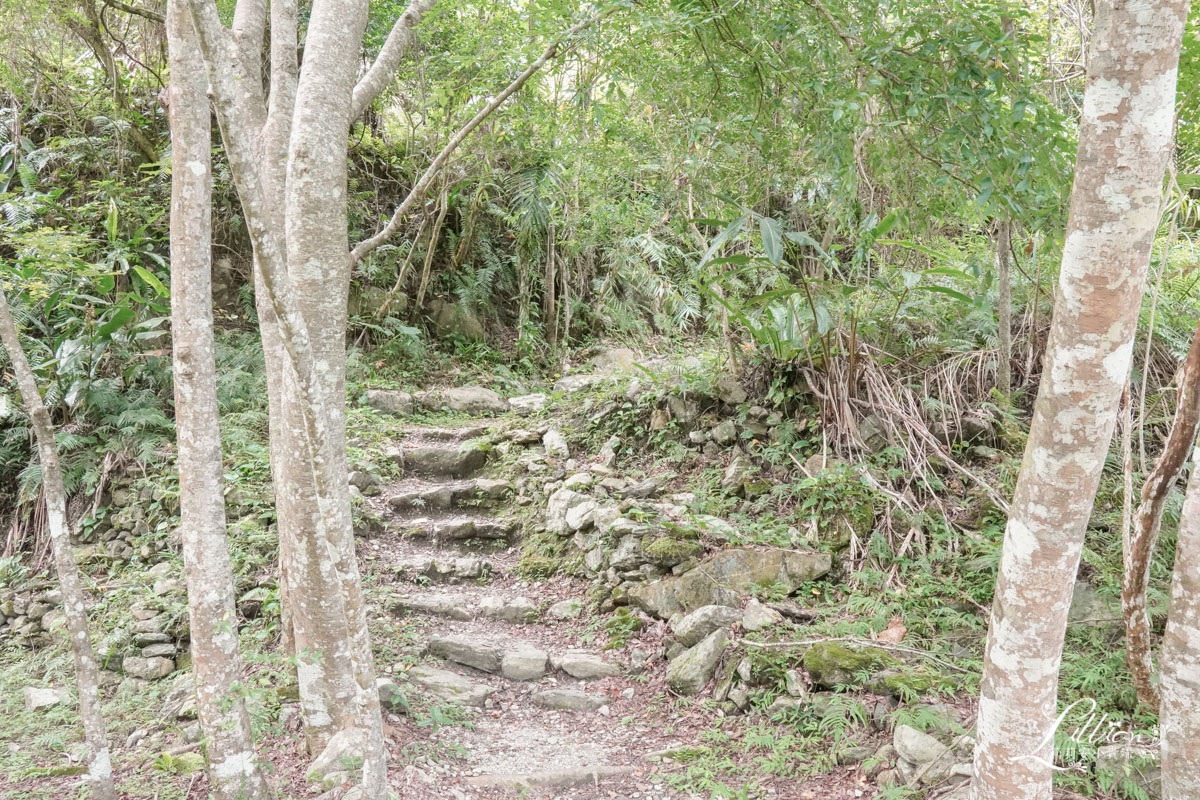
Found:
801,642 -> 900,689
867,668 -> 936,699
642,536 -> 705,566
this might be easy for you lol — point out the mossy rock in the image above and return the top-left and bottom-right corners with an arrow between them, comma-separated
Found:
867,668 -> 936,699
516,555 -> 560,579
801,642 -> 900,689
642,536 -> 705,566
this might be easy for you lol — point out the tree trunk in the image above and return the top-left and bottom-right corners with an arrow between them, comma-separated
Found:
0,291 -> 115,800
969,3 -> 1188,799
1124,319 -> 1200,708
996,219 -> 1012,396
1160,461 -> 1200,797
165,4 -> 273,798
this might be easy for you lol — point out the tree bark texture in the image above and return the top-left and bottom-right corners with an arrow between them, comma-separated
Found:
1124,318 -> 1200,708
0,292 -> 115,800
1160,449 -> 1200,798
166,3 -> 273,798
969,3 -> 1188,799
996,219 -> 1013,395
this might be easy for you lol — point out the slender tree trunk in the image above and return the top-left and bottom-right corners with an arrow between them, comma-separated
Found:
281,2 -> 389,792
1160,460 -> 1200,797
165,5 -> 273,798
996,219 -> 1012,396
1124,319 -> 1200,708
969,3 -> 1188,799
0,293 -> 115,800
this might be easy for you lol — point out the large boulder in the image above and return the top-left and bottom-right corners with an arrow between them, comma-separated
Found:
629,547 -> 832,619
666,628 -> 728,695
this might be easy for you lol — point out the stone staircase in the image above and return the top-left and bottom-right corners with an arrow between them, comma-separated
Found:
360,389 -> 664,796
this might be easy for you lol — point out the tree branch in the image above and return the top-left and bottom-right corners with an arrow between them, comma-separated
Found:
100,0 -> 163,23
349,9 -> 608,265
349,0 -> 438,122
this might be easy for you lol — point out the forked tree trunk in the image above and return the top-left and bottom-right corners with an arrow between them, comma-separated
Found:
969,3 -> 1188,799
0,293 -> 115,800
165,3 -> 273,798
1124,319 -> 1200,708
1160,457 -> 1200,797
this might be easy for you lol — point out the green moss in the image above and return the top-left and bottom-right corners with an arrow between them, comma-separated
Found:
801,642 -> 900,688
642,536 -> 705,565
868,668 -> 937,700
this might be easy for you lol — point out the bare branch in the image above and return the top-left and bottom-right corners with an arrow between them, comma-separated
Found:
100,0 -> 164,23
349,0 -> 438,122
349,9 -> 608,265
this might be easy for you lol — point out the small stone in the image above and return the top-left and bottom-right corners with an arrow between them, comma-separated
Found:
710,419 -> 738,446
479,595 -> 539,624
405,666 -> 495,707
894,724 -> 951,767
122,656 -> 175,680
672,605 -> 741,647
547,599 -> 583,620
720,454 -> 754,494
141,643 -> 177,659
714,376 -> 747,405
532,689 -> 605,712
742,599 -> 783,632
665,628 -> 728,695
649,409 -> 670,430
554,651 -> 620,679
509,393 -> 549,414
543,429 -> 571,459
306,727 -> 368,784
785,669 -> 807,697
376,679 -> 409,714
23,687 -> 65,711
428,636 -> 502,673
501,645 -> 549,681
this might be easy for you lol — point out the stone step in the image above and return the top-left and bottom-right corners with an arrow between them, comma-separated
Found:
385,477 -> 513,511
402,424 -> 489,443
394,664 -> 496,707
390,514 -> 517,543
367,386 -> 509,417
390,555 -> 496,583
426,635 -> 621,683
389,593 -> 544,624
465,765 -> 635,790
387,441 -> 488,478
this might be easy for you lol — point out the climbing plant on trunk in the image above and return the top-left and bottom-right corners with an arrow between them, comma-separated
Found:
969,2 -> 1189,799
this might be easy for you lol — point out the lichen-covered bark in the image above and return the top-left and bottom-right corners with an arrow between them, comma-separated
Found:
970,3 -> 1188,799
0,299 -> 114,800
1125,319 -> 1200,708
1160,448 -> 1200,798
166,4 -> 273,798
282,1 -> 388,791
183,2 -> 436,794
996,219 -> 1012,395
